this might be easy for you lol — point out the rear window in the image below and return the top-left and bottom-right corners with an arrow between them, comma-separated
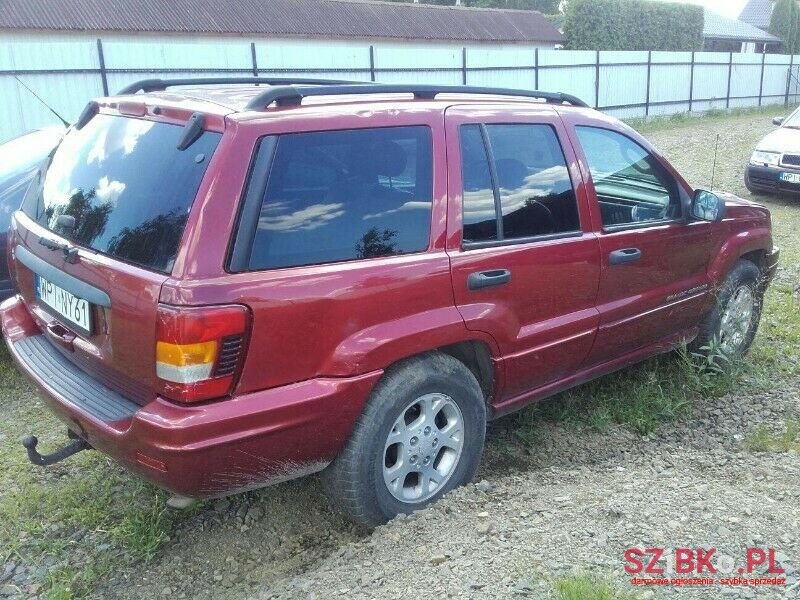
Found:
22,114 -> 221,273
246,126 -> 433,270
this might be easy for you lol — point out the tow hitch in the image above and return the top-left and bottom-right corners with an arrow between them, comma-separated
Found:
21,431 -> 92,466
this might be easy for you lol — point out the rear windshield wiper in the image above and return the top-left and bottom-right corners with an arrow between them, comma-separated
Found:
38,236 -> 79,264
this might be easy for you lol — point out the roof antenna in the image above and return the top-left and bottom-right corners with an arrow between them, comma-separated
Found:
13,75 -> 70,128
710,133 -> 720,191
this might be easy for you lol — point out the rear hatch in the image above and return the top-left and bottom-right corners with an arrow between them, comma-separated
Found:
12,111 -> 222,405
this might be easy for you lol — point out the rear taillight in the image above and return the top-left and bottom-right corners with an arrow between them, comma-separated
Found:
156,304 -> 249,403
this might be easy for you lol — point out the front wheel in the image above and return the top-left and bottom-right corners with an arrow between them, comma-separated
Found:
323,352 -> 486,527
691,259 -> 764,359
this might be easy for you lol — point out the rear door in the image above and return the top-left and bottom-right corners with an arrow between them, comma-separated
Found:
12,112 -> 223,404
566,123 -> 715,364
444,105 -> 601,403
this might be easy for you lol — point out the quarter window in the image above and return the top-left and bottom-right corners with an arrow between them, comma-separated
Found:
460,123 -> 580,245
247,126 -> 433,270
575,127 -> 682,228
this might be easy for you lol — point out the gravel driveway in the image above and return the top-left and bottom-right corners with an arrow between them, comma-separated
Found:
96,378 -> 799,600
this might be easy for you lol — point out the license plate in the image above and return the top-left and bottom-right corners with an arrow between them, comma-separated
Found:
35,275 -> 92,335
780,172 -> 800,184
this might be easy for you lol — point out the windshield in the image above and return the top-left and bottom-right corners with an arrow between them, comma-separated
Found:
22,114 -> 221,273
783,107 -> 800,128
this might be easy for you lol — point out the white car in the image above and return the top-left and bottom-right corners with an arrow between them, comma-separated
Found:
745,107 -> 800,196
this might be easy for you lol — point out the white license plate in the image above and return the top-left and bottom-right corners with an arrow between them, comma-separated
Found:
780,172 -> 800,184
35,275 -> 92,334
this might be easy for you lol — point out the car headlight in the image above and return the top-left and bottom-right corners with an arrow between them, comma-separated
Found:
750,150 -> 781,166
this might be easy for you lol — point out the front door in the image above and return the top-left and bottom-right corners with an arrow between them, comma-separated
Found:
445,105 -> 601,402
566,124 -> 715,365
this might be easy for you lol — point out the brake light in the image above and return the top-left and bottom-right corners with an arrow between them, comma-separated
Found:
156,304 -> 249,403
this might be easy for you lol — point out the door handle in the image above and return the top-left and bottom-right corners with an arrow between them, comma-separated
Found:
608,248 -> 642,266
468,269 -> 512,291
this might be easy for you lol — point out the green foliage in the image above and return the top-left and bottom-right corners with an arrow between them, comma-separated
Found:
770,0 -> 800,54
554,574 -> 637,600
382,0 -> 561,12
563,0 -> 704,51
745,418 -> 800,452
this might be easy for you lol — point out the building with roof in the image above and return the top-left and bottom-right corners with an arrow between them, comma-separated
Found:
738,0 -> 775,31
702,8 -> 781,52
0,0 -> 564,46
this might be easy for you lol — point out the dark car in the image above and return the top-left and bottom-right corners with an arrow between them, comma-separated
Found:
745,107 -> 800,195
1,79 -> 778,527
0,128 -> 64,299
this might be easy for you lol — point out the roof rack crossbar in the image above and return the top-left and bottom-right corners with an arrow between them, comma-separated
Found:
116,77 -> 366,96
243,84 -> 589,110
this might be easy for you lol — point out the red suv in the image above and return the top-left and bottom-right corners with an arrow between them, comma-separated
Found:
2,79 -> 779,526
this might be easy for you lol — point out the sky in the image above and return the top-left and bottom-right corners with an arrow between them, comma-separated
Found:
654,0 -> 748,18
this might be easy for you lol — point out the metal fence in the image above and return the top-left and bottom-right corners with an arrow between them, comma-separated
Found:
2,33 -> 800,142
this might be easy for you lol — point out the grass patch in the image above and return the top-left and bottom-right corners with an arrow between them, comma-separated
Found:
554,573 -> 636,600
626,103 -> 799,134
503,344 -> 742,441
0,345 -> 205,598
744,418 -> 800,453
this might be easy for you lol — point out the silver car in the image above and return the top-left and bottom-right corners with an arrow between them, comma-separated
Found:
745,107 -> 800,196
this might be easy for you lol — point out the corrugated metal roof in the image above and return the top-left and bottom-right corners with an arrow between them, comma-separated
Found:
0,0 -> 564,43
703,9 -> 779,42
738,0 -> 774,30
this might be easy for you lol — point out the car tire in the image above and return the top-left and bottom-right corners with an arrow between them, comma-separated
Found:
690,259 -> 764,360
323,352 -> 486,528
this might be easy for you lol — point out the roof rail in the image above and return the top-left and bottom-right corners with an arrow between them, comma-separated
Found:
243,84 -> 590,110
116,77 -> 366,96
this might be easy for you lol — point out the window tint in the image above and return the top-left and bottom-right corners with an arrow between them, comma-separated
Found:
248,126 -> 432,270
459,123 -> 580,245
22,114 -> 221,273
460,125 -> 497,243
487,124 -> 580,239
575,127 -> 681,228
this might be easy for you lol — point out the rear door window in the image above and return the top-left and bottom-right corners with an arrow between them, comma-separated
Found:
22,114 -> 221,273
245,126 -> 433,270
459,123 -> 580,245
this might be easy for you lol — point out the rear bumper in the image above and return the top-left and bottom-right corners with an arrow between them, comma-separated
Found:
745,164 -> 800,195
1,295 -> 380,498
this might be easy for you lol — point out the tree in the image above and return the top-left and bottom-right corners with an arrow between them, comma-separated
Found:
770,0 -> 800,54
355,228 -> 399,259
563,0 -> 703,51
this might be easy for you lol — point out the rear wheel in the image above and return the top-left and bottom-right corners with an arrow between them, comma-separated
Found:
324,352 -> 486,527
691,259 -> 764,359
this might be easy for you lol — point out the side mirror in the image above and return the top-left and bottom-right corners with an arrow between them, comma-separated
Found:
773,116 -> 785,126
691,189 -> 725,222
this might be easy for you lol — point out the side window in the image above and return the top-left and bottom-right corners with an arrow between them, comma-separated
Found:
575,126 -> 682,228
486,124 -> 580,239
459,123 -> 580,245
247,126 -> 433,270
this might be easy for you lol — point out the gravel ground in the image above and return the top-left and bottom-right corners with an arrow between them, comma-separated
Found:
96,379 -> 800,600
89,109 -> 800,600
